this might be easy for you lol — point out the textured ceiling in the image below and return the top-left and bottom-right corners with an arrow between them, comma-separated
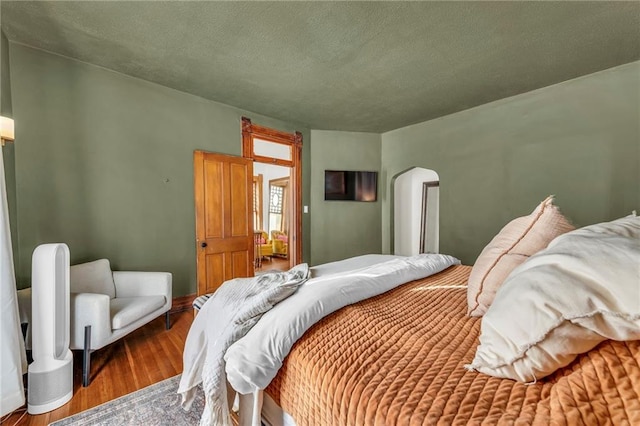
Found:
1,1 -> 639,133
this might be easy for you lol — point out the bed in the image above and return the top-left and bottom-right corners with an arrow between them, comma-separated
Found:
262,264 -> 640,425
180,205 -> 640,426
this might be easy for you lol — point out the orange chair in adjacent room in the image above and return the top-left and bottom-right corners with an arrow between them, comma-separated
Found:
271,230 -> 288,258
256,230 -> 273,260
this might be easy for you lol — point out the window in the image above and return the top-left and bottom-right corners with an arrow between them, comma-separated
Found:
269,185 -> 283,214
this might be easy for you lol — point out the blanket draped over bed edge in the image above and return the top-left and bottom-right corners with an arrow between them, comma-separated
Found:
178,263 -> 310,426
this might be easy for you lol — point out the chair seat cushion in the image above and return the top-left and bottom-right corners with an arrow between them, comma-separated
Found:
110,296 -> 165,330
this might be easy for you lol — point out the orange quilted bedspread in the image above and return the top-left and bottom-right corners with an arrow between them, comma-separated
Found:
265,265 -> 640,425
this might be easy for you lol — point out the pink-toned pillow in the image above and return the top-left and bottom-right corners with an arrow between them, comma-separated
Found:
259,237 -> 266,244
277,235 -> 288,242
467,196 -> 574,317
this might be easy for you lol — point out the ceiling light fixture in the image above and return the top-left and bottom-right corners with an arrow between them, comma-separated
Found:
1,116 -> 15,147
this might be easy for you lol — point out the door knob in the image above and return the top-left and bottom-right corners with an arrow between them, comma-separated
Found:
200,242 -> 208,248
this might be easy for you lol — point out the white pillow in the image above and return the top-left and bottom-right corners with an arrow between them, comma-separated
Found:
467,214 -> 640,382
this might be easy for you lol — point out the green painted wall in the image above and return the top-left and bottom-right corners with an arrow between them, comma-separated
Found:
7,39 -> 638,292
381,61 -> 640,265
310,130 -> 381,265
1,32 -> 10,114
9,43 -> 311,296
1,30 -> 19,272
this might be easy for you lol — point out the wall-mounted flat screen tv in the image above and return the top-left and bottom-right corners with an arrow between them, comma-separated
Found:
324,170 -> 378,202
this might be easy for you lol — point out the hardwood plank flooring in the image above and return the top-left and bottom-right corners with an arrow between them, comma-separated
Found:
2,311 -> 194,426
255,255 -> 289,273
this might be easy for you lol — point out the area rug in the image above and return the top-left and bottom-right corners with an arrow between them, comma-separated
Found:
50,375 -> 204,425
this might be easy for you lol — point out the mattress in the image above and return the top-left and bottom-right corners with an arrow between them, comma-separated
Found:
264,265 -> 640,425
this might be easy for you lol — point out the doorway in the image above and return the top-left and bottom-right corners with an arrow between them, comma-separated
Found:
242,117 -> 302,273
253,165 -> 291,272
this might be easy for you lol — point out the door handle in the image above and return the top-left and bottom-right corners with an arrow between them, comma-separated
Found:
200,242 -> 208,248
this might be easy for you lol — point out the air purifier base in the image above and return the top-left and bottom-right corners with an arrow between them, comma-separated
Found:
27,352 -> 73,415
27,389 -> 73,415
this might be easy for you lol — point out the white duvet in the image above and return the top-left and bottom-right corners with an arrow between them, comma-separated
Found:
224,253 -> 460,394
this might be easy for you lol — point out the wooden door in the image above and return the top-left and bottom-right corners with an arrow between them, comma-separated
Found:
194,151 -> 253,296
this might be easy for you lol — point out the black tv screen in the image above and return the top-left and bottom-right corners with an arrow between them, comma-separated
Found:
324,170 -> 378,202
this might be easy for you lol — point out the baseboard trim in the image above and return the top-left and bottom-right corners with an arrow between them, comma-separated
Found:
170,294 -> 196,313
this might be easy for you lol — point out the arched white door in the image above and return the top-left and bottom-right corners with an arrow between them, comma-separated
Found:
393,167 -> 440,256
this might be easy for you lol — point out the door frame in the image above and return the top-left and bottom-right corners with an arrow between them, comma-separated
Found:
241,117 -> 303,267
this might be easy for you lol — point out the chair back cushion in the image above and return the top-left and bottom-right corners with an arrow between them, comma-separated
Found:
70,259 -> 116,298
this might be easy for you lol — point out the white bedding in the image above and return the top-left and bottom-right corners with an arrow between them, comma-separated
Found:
178,264 -> 310,426
224,253 -> 460,394
308,254 -> 403,277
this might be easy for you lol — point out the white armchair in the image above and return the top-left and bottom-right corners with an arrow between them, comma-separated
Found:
18,259 -> 172,387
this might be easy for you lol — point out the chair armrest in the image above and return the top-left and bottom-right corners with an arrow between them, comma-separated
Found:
113,271 -> 172,300
70,292 -> 112,349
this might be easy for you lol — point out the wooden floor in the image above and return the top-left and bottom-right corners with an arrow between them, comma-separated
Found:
255,255 -> 289,273
2,311 -> 194,426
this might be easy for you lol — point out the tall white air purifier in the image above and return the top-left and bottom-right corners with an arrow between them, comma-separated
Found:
27,243 -> 73,415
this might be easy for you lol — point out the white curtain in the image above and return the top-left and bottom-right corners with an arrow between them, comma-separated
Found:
0,146 -> 26,416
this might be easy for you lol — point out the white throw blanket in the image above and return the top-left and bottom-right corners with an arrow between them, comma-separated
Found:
225,254 -> 460,394
178,264 -> 310,426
